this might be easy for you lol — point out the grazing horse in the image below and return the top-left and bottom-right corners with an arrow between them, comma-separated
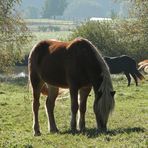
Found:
28,38 -> 115,136
104,55 -> 145,86
138,60 -> 148,74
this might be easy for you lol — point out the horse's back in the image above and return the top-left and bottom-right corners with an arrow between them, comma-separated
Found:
104,55 -> 136,73
29,39 -> 91,88
28,40 -> 69,87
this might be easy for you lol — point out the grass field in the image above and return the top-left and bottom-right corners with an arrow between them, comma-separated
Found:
24,31 -> 71,54
33,31 -> 72,42
0,74 -> 147,148
25,19 -> 78,32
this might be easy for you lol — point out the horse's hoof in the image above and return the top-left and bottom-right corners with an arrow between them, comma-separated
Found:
79,128 -> 86,133
97,128 -> 107,133
50,128 -> 59,133
34,131 -> 41,136
71,129 -> 78,134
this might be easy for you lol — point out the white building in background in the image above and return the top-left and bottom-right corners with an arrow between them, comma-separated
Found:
90,17 -> 112,21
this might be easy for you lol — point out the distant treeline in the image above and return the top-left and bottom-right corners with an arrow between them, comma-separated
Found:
20,0 -> 124,19
25,19 -> 81,32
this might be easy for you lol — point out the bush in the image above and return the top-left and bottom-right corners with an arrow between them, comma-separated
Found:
0,0 -> 32,72
69,20 -> 147,62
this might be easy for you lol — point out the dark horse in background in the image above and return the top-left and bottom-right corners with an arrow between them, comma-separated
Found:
104,55 -> 145,86
28,38 -> 115,136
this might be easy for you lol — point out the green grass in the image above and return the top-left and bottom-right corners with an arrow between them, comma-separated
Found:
25,19 -> 75,25
0,75 -> 147,148
24,31 -> 71,53
33,31 -> 72,42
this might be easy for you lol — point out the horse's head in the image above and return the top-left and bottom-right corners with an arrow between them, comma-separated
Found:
93,74 -> 115,130
96,90 -> 115,101
94,89 -> 115,131
95,86 -> 115,111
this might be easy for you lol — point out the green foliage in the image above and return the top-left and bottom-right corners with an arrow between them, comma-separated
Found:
68,0 -> 148,62
42,0 -> 68,18
123,0 -> 148,60
0,75 -> 147,147
113,19 -> 147,61
0,0 -> 32,72
69,21 -> 127,57
69,19 -> 147,61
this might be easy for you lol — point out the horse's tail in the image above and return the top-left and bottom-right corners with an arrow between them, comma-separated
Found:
134,68 -> 145,80
40,84 -> 48,96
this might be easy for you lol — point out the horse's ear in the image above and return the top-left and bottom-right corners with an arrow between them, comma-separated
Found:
110,91 -> 116,97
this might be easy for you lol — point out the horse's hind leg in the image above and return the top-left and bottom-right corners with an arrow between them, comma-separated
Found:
124,72 -> 131,86
30,74 -> 43,136
45,84 -> 59,133
131,73 -> 138,86
78,86 -> 91,132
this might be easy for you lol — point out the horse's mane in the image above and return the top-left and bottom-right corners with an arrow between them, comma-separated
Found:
72,38 -> 113,92
67,37 -> 114,94
77,38 -> 115,116
87,39 -> 113,91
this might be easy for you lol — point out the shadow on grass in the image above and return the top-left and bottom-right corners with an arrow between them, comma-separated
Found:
0,77 -> 28,86
60,127 -> 145,138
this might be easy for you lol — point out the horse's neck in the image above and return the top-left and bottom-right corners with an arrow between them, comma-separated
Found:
92,73 -> 112,94
100,68 -> 113,92
86,63 -> 102,90
92,76 -> 103,94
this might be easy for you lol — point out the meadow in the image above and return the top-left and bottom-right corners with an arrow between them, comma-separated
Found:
23,19 -> 75,54
24,31 -> 72,54
0,75 -> 147,148
0,26 -> 147,147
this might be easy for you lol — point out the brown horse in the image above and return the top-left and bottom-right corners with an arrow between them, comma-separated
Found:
28,38 -> 115,136
138,60 -> 148,74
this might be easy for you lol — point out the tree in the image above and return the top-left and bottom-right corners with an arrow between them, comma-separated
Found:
24,6 -> 40,19
0,0 -> 32,72
42,0 -> 67,18
63,0 -> 102,19
129,0 -> 148,39
69,0 -> 148,61
118,0 -> 148,60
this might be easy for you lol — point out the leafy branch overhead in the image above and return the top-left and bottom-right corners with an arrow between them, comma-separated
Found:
0,0 -> 32,72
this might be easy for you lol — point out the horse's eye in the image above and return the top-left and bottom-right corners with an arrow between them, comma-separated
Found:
110,91 -> 116,97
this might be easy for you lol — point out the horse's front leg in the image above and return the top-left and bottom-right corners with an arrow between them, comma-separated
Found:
32,89 -> 41,136
124,72 -> 131,86
131,73 -> 138,86
78,86 -> 91,132
45,85 -> 59,133
69,86 -> 79,132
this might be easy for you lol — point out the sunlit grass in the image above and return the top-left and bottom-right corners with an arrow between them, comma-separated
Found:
0,75 -> 147,147
25,31 -> 72,53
